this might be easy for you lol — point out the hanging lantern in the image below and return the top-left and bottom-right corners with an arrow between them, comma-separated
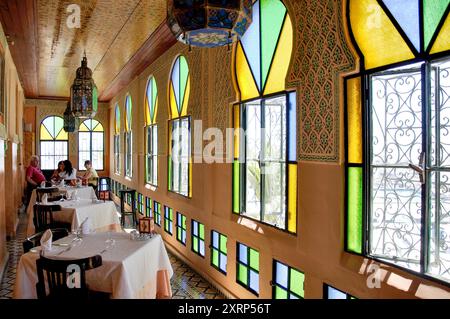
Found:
70,52 -> 98,119
167,0 -> 253,48
63,102 -> 76,133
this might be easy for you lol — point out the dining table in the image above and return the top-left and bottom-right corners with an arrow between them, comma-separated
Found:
26,190 -> 121,236
13,232 -> 173,299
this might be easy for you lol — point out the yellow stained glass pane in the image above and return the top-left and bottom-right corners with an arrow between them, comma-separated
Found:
40,125 -> 53,140
264,15 -> 293,96
79,123 -> 89,132
169,83 -> 179,119
347,77 -> 362,164
350,0 -> 414,69
234,105 -> 240,159
145,99 -> 151,126
56,129 -> 68,141
288,163 -> 297,234
94,123 -> 104,132
236,42 -> 259,100
430,13 -> 450,54
181,78 -> 190,117
152,97 -> 159,125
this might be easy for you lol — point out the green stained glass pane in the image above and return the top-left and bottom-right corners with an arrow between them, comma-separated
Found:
424,0 -> 450,49
238,264 -> 248,285
261,0 -> 287,89
275,286 -> 288,299
54,117 -> 64,136
249,249 -> 259,271
179,56 -> 189,111
193,237 -> 199,253
220,235 -> 227,254
347,167 -> 363,254
233,161 -> 240,213
170,209 -> 173,220
182,216 -> 186,229
93,87 -> 98,112
177,228 -> 181,240
212,249 -> 219,267
168,156 -> 173,191
290,269 -> 305,298
199,224 -> 205,239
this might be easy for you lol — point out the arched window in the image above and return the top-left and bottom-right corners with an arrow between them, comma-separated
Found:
125,94 -> 133,178
78,119 -> 104,171
114,104 -> 121,174
233,0 -> 297,235
345,0 -> 450,283
39,116 -> 68,170
145,76 -> 158,186
168,55 -> 191,197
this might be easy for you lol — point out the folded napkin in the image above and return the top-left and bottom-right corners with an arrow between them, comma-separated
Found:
79,218 -> 91,235
40,229 -> 53,252
41,194 -> 48,205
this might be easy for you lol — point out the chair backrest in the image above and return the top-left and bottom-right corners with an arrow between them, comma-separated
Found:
119,189 -> 136,212
33,204 -> 62,232
35,255 -> 102,299
23,228 -> 69,254
36,187 -> 59,202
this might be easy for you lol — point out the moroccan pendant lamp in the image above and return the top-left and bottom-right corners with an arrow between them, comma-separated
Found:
167,0 -> 253,48
70,52 -> 98,119
63,101 -> 77,133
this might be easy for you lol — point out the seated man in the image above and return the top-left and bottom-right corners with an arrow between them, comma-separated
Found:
79,160 -> 99,189
25,155 -> 47,207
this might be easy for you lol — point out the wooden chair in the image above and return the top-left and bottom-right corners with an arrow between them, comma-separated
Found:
36,187 -> 59,203
22,228 -> 70,254
35,255 -> 103,299
33,204 -> 71,233
119,189 -> 137,228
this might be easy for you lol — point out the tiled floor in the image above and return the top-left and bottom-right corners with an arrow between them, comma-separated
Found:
0,211 -> 224,299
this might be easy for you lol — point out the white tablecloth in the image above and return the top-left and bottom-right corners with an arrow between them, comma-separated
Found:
13,232 -> 173,299
27,198 -> 120,236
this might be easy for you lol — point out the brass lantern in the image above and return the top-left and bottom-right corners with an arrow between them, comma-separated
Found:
70,53 -> 98,119
63,102 -> 76,133
167,0 -> 253,48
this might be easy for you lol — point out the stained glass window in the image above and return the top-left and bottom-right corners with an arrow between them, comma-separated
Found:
233,0 -> 297,233
211,231 -> 227,274
145,76 -> 158,186
272,260 -> 304,299
236,243 -> 259,295
176,212 -> 187,246
324,284 -> 355,300
164,206 -> 174,235
145,197 -> 152,218
169,56 -> 192,197
346,0 -> 450,284
125,94 -> 133,178
39,116 -> 69,170
136,193 -> 144,215
78,119 -> 104,171
114,104 -> 121,174
153,201 -> 161,226
192,220 -> 205,257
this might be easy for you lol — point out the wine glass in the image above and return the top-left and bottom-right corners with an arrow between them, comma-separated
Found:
104,231 -> 116,251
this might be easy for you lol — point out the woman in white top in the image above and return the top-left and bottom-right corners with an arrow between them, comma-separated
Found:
59,160 -> 77,184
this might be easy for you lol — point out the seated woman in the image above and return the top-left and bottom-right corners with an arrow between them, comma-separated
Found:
50,161 -> 65,183
79,160 -> 99,189
59,160 -> 77,186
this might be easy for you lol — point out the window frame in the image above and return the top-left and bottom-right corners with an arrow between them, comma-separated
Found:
145,197 -> 152,218
39,115 -> 69,170
191,220 -> 205,258
210,230 -> 227,275
236,242 -> 259,296
153,201 -> 161,226
271,259 -> 304,299
168,115 -> 192,198
78,119 -> 105,171
164,206 -> 174,235
176,212 -> 187,246
145,124 -> 158,187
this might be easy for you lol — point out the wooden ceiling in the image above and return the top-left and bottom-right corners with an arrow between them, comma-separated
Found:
0,0 -> 177,102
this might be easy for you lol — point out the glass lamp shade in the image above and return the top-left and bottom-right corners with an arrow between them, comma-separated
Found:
63,102 -> 77,133
70,56 -> 98,119
167,0 -> 253,48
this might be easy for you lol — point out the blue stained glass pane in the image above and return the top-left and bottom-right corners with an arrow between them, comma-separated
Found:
276,262 -> 289,288
327,286 -> 347,299
290,294 -> 299,299
200,240 -> 205,256
288,92 -> 297,161
239,244 -> 248,264
193,221 -> 198,236
172,58 -> 181,110
382,0 -> 421,51
177,214 -> 181,224
249,270 -> 259,293
169,223 -> 173,234
182,231 -> 186,243
220,254 -> 227,273
213,231 -> 219,248
240,0 -> 261,91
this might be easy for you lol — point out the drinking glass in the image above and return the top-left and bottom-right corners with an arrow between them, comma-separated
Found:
105,232 -> 116,251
